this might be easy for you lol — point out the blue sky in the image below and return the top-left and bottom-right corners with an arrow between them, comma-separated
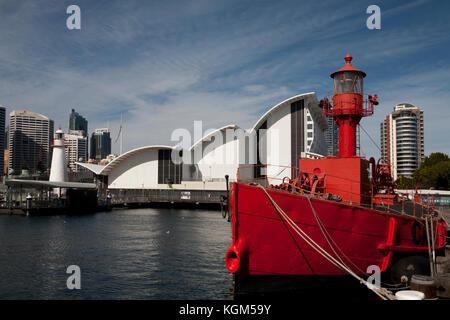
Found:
0,0 -> 449,158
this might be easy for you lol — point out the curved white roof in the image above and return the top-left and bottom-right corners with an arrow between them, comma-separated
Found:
77,145 -> 174,175
189,124 -> 240,151
75,162 -> 105,175
76,92 -> 329,178
251,92 -> 317,132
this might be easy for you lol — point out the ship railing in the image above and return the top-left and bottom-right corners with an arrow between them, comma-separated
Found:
394,190 -> 440,219
322,94 -> 375,117
7,198 -> 66,209
236,164 -> 438,219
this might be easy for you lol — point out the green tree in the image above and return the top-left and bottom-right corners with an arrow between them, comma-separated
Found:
414,152 -> 450,190
420,152 -> 449,168
395,176 -> 414,189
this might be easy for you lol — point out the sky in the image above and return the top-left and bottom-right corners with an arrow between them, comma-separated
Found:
0,0 -> 449,158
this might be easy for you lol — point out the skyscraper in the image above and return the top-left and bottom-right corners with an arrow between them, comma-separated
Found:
69,109 -> 88,136
90,128 -> 111,161
0,105 -> 5,176
65,131 -> 88,171
66,109 -> 88,171
380,103 -> 424,181
324,116 -> 339,156
9,110 -> 54,175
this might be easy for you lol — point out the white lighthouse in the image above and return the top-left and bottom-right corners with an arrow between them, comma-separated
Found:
49,128 -> 68,195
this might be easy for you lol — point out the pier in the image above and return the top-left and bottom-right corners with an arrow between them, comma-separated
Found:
0,178 -> 228,215
106,188 -> 227,208
1,179 -> 99,215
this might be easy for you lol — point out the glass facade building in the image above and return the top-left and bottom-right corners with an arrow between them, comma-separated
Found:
90,128 -> 111,161
69,109 -> 88,136
324,116 -> 339,156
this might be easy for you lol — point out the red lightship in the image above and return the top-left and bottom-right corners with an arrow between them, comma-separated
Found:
225,55 -> 447,297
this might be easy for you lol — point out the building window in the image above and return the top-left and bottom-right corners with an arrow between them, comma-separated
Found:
158,149 -> 182,184
291,100 -> 304,169
254,121 -> 267,178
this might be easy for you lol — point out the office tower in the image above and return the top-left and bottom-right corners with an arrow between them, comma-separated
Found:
324,116 -> 339,156
65,131 -> 88,172
90,128 -> 111,161
69,109 -> 88,136
0,105 -> 5,176
68,109 -> 88,169
380,103 -> 424,181
3,150 -> 8,176
8,110 -> 54,175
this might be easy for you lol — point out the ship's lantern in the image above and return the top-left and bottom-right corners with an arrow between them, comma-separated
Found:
333,71 -> 363,94
330,54 -> 366,95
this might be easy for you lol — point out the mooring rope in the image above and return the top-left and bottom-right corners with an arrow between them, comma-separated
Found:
255,184 -> 396,300
307,195 -> 405,288
306,196 -> 367,275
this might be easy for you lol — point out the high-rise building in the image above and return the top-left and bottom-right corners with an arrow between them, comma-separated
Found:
69,109 -> 88,136
8,110 -> 54,175
324,116 -> 339,156
380,103 -> 424,181
65,131 -> 88,172
67,109 -> 88,170
90,128 -> 111,161
3,149 -> 8,176
0,105 -> 5,176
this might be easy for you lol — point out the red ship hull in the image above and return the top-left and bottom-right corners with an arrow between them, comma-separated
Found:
224,55 -> 447,296
225,183 -> 446,280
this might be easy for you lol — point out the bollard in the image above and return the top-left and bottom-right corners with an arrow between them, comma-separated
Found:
106,194 -> 111,209
26,194 -> 32,216
410,275 -> 437,299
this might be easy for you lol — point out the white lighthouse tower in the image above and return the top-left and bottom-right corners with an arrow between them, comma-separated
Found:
49,127 -> 68,195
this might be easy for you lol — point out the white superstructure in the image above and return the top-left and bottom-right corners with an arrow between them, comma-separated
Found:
251,92 -> 327,182
77,92 -> 328,190
49,129 -> 68,195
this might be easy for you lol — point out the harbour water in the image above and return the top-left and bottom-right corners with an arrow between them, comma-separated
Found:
0,208 -> 233,300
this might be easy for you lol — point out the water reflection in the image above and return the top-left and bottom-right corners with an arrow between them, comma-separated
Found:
0,208 -> 233,299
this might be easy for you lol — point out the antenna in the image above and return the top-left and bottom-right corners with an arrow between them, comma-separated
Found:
114,114 -> 123,155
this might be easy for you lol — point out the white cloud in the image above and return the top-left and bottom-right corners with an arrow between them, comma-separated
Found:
0,0 -> 449,160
